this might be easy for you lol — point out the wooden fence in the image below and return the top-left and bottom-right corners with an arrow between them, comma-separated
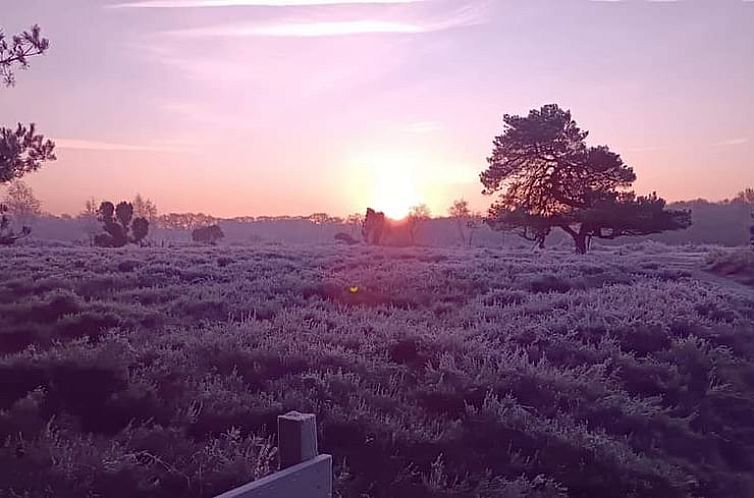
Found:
214,412 -> 332,498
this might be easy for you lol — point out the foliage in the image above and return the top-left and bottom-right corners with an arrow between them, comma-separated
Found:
192,225 -> 225,245
93,201 -> 150,248
1,25 -> 56,186
1,24 -> 49,87
1,243 -> 754,497
0,122 -> 56,185
481,104 -> 690,253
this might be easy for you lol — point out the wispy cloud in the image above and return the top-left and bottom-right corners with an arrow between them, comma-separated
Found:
713,138 -> 749,147
167,20 -> 423,36
55,139 -> 186,152
161,4 -> 485,37
109,0 -> 424,7
399,121 -> 442,133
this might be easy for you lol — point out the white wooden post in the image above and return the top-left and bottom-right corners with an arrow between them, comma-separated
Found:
214,411 -> 332,498
278,411 -> 318,469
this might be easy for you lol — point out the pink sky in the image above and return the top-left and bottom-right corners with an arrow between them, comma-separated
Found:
2,0 -> 753,218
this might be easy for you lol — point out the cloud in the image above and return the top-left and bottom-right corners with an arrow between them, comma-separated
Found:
109,0 -> 424,7
55,139 -> 186,152
399,121 -> 442,133
713,138 -> 749,147
161,4 -> 485,37
168,20 -> 422,36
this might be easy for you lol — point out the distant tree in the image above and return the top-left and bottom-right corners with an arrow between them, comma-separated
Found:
448,199 -> 472,245
94,201 -> 149,247
733,188 -> 754,204
465,210 -> 484,247
408,203 -> 431,244
192,224 -> 224,245
2,180 -> 41,226
307,213 -> 332,225
133,194 -> 159,226
1,26 -> 55,184
362,208 -> 386,245
0,203 -> 31,245
481,104 -> 691,253
345,212 -> 365,237
78,197 -> 100,244
159,212 -> 219,230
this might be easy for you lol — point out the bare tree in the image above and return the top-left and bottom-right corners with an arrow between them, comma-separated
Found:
3,180 -> 41,226
345,212 -> 365,238
408,204 -> 431,244
78,197 -> 101,245
448,199 -> 471,245
133,194 -> 159,226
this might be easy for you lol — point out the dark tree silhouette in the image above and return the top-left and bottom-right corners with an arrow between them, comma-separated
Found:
94,201 -> 149,247
1,25 -> 49,87
1,25 -> 55,185
362,208 -> 386,245
481,104 -> 691,253
192,225 -> 224,245
0,204 -> 31,245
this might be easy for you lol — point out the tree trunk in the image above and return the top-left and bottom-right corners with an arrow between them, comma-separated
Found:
574,234 -> 587,254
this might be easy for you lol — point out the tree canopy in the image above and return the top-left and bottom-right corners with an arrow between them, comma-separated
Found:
1,25 -> 55,185
1,25 -> 50,87
481,104 -> 691,253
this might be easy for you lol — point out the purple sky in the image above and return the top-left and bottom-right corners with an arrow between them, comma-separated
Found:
2,0 -> 753,218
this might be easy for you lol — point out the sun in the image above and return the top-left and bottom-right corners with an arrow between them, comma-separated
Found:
371,168 -> 420,219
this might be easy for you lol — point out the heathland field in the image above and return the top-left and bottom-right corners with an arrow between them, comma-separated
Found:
1,242 -> 754,498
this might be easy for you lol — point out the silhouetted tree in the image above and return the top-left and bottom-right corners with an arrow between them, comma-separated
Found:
1,25 -> 55,185
1,25 -> 49,87
481,104 -> 691,253
192,225 -> 224,245
0,203 -> 30,245
408,204 -> 431,244
94,201 -> 149,247
362,208 -> 386,245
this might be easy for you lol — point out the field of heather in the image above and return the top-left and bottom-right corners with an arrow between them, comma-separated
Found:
2,242 -> 754,498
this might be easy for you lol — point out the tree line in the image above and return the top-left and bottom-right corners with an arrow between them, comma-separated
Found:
3,25 -> 751,253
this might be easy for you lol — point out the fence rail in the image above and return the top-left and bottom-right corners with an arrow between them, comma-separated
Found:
214,412 -> 332,498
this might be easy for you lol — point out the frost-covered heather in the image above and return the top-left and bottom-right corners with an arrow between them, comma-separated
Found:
1,243 -> 754,498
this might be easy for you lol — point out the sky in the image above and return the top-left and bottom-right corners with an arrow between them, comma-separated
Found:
1,0 -> 753,218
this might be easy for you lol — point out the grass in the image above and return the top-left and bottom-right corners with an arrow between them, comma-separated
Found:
1,242 -> 753,497
706,247 -> 754,286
